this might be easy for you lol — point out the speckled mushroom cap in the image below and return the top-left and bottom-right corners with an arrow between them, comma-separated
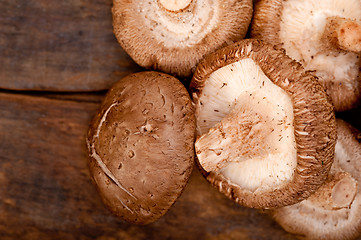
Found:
273,119 -> 361,240
190,39 -> 336,209
251,0 -> 361,111
112,0 -> 253,78
86,71 -> 195,224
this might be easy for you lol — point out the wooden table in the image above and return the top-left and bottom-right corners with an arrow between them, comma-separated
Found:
0,1 -> 360,239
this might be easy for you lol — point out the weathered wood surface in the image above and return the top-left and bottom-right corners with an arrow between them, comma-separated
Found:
0,92 -> 300,240
0,0 -> 141,91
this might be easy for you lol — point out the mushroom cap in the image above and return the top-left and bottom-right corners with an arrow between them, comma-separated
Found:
86,71 -> 195,224
190,39 -> 336,209
112,0 -> 253,78
251,0 -> 361,111
273,119 -> 361,240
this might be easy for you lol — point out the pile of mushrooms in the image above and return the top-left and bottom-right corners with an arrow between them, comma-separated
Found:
87,0 -> 255,224
85,0 -> 361,239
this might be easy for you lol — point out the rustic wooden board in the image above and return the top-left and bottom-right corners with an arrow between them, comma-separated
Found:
0,0 -> 141,91
0,92 -> 300,240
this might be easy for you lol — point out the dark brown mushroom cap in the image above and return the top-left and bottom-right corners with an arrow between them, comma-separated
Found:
112,0 -> 253,78
250,0 -> 361,112
273,119 -> 361,240
190,39 -> 336,209
86,71 -> 195,224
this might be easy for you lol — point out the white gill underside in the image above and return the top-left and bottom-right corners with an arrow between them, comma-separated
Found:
136,0 -> 219,48
278,194 -> 360,236
279,0 -> 361,89
195,58 -> 297,192
335,140 -> 361,182
276,168 -> 359,236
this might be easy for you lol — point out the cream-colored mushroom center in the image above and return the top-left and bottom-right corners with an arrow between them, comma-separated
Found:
275,189 -> 360,237
332,176 -> 357,208
159,0 -> 192,11
279,0 -> 361,88
195,58 -> 297,192
306,172 -> 357,210
272,122 -> 361,238
136,0 -> 219,48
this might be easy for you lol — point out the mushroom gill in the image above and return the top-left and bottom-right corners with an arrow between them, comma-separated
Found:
272,119 -> 361,240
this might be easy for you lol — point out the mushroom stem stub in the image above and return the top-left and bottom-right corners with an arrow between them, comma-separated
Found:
158,0 -> 192,12
331,173 -> 357,208
323,17 -> 361,53
307,171 -> 357,210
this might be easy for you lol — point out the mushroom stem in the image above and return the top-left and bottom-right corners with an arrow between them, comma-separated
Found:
322,17 -> 361,53
158,0 -> 193,12
307,171 -> 357,210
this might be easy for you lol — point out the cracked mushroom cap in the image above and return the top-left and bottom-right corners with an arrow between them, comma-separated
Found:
273,119 -> 361,240
251,0 -> 361,111
86,71 -> 195,224
190,39 -> 336,209
112,0 -> 253,78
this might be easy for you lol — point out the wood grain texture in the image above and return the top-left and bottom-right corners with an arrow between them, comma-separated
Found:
0,0 -> 141,91
0,92 -> 298,240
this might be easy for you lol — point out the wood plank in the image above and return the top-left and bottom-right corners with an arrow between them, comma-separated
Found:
0,92 -> 297,240
0,0 -> 141,91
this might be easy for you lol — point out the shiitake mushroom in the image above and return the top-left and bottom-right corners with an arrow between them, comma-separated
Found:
112,0 -> 253,78
86,71 -> 195,224
190,39 -> 336,209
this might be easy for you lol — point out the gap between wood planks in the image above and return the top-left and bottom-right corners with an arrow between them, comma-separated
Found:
0,89 -> 106,104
